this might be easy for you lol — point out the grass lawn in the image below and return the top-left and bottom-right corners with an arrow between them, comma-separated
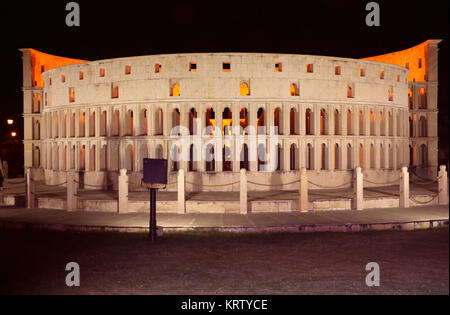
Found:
0,228 -> 448,294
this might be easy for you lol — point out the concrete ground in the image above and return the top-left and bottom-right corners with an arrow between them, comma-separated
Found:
0,205 -> 448,231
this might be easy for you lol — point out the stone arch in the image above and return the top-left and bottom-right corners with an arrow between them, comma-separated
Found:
189,144 -> 198,171
223,107 -> 232,136
347,143 -> 353,169
380,110 -> 386,136
320,108 -> 327,135
347,109 -> 353,135
359,143 -> 364,169
100,110 -> 107,136
70,112 -> 76,137
240,143 -> 249,171
172,108 -> 180,135
370,143 -> 376,169
290,143 -> 299,170
257,107 -> 265,134
223,144 -> 232,171
125,109 -> 133,136
205,143 -> 215,172
370,109 -> 375,136
306,143 -> 314,170
359,110 -> 364,136
140,108 -> 148,136
79,112 -> 85,137
240,82 -> 250,96
320,143 -> 328,170
189,108 -> 197,135
334,143 -> 340,170
155,108 -> 163,135
290,108 -> 299,135
205,107 -> 215,135
306,108 -> 314,135
79,145 -> 86,170
240,107 -> 248,134
419,116 -> 427,137
257,143 -> 266,171
100,144 -> 107,171
334,109 -> 340,135
112,109 -> 120,136
274,107 -> 281,135
388,144 -> 394,169
125,143 -> 134,171
89,144 -> 96,171
419,144 -> 428,166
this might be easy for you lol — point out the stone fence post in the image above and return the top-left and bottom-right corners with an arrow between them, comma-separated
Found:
178,169 -> 185,214
26,167 -> 35,208
118,169 -> 128,213
299,168 -> 308,211
399,166 -> 409,208
67,170 -> 77,211
240,169 -> 248,214
353,167 -> 363,210
438,165 -> 448,205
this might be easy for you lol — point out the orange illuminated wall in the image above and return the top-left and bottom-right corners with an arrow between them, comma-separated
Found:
28,49 -> 88,87
362,40 -> 432,82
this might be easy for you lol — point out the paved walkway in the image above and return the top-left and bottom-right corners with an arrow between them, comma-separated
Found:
0,205 -> 448,233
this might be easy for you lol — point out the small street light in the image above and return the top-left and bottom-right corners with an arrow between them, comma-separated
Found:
7,119 -> 13,125
11,132 -> 17,137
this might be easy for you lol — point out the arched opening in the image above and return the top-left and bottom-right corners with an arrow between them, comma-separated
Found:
306,108 -> 313,135
79,112 -> 85,137
419,144 -> 428,166
408,88 -> 413,109
290,83 -> 299,96
125,144 -> 134,171
100,111 -> 107,136
79,145 -> 86,170
380,144 -> 385,168
55,113 -> 59,138
321,143 -> 327,170
172,108 -> 180,135
240,108 -> 248,134
139,143 -> 148,171
62,114 -> 67,138
205,107 -> 215,135
388,144 -> 394,169
388,112 -> 393,136
89,145 -> 96,171
419,88 -> 427,109
155,108 -> 163,135
223,145 -> 232,171
370,144 -> 375,169
370,110 -> 375,136
359,143 -> 364,169
257,143 -> 266,171
396,112 -> 401,137
70,145 -> 75,170
257,107 -> 265,134
171,145 -> 180,172
70,113 -> 75,137
320,109 -> 327,135
33,146 -> 40,167
189,144 -> 197,171
223,107 -> 232,136
100,144 -> 107,171
189,108 -> 197,135
274,107 -> 281,135
419,116 -> 427,137
89,111 -> 95,137
290,143 -> 299,170
240,82 -> 250,96
334,109 -> 340,135
112,110 -> 120,136
347,110 -> 352,135
380,111 -> 386,136
140,109 -> 148,136
409,117 -> 413,137
125,110 -> 133,136
240,144 -> 249,171
334,143 -> 339,170
63,145 -> 67,171
306,143 -> 314,170
33,120 -> 40,140
347,144 -> 353,169
171,83 -> 180,96
290,108 -> 298,135
54,145 -> 59,170
110,143 -> 119,170
205,144 -> 215,172
276,144 -> 282,171
359,110 -> 364,136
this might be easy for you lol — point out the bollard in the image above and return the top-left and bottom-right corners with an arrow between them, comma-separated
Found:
67,170 -> 77,211
118,169 -> 128,213
353,167 -> 364,210
399,166 -> 409,208
26,168 -> 35,208
438,165 -> 448,205
178,169 -> 185,214
240,168 -> 248,214
299,167 -> 308,211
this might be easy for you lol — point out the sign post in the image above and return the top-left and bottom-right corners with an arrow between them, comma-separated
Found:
142,158 -> 168,242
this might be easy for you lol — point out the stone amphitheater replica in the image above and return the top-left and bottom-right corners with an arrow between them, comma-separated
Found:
17,39 -> 446,212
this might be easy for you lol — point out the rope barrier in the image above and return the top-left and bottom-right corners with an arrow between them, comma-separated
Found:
409,191 -> 441,204
247,179 -> 300,187
308,180 -> 352,189
409,178 -> 438,185
185,181 -> 240,187
363,177 -> 401,185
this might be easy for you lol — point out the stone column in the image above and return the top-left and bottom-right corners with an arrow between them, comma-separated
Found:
26,167 -> 35,208
438,165 -> 448,205
178,169 -> 185,214
353,167 -> 363,210
399,166 -> 409,208
67,170 -> 77,211
299,167 -> 308,211
240,168 -> 247,214
118,168 -> 128,213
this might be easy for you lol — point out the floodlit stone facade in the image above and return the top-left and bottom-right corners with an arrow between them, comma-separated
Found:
20,40 -> 441,191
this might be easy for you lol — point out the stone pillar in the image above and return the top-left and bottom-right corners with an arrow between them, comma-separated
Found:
67,170 -> 77,211
438,165 -> 448,205
178,169 -> 185,213
299,167 -> 308,211
353,167 -> 363,210
118,168 -> 128,213
26,167 -> 35,208
399,166 -> 409,208
240,168 -> 248,214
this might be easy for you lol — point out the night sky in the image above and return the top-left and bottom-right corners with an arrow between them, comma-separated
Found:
1,0 -> 448,163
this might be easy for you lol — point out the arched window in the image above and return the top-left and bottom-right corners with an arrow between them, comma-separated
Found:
290,83 -> 299,96
380,111 -> 386,136
240,82 -> 250,96
306,109 -> 313,135
290,143 -> 299,170
370,144 -> 375,169
334,109 -> 340,135
126,144 -> 134,171
274,107 -> 281,135
290,108 -> 298,135
171,83 -> 180,97
321,143 -> 327,170
240,108 -> 248,134
79,112 -> 85,137
257,107 -> 265,134
223,145 -> 232,171
370,110 -> 375,136
100,111 -> 107,136
125,110 -> 133,136
140,109 -> 148,136
419,144 -> 428,166
223,107 -> 232,135
172,108 -> 180,135
89,111 -> 95,137
359,110 -> 364,136
189,144 -> 197,171
419,88 -> 427,109
240,144 -> 249,171
334,143 -> 339,170
347,110 -> 352,135
258,143 -> 266,171
359,143 -> 364,169
320,109 -> 327,135
189,108 -> 197,135
306,144 -> 314,170
206,107 -> 215,135
408,88 -> 413,109
347,144 -> 353,169
205,144 -> 215,172
419,116 -> 427,137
